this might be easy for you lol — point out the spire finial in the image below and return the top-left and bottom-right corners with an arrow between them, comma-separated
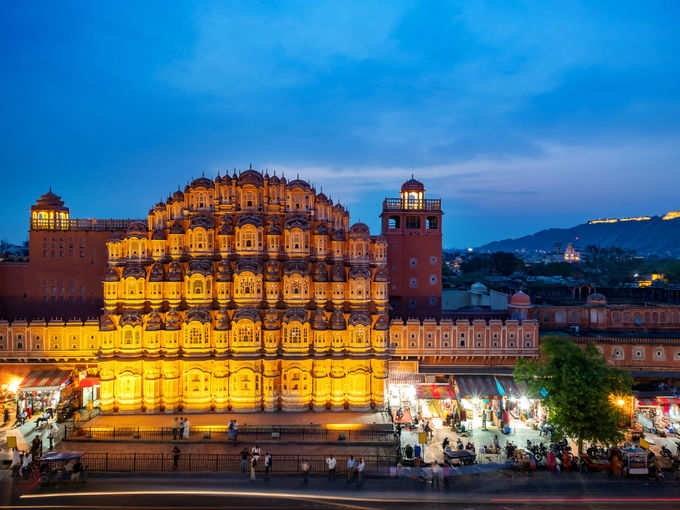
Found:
249,162 -> 253,170
202,170 -> 205,177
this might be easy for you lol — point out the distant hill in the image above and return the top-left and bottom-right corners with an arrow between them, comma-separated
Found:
478,215 -> 680,257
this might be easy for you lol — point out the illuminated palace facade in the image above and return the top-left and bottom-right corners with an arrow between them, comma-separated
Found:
0,170 -> 390,412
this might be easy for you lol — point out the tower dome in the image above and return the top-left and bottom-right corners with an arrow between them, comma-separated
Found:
586,293 -> 607,306
400,177 -> 424,193
509,290 -> 531,308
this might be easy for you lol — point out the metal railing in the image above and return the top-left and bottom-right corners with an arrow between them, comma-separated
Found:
64,424 -> 396,444
78,452 -> 398,473
31,218 -> 144,231
382,198 -> 441,212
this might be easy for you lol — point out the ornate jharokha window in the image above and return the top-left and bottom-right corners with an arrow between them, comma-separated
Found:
355,327 -> 365,344
291,280 -> 301,295
239,277 -> 256,296
189,327 -> 202,344
290,326 -> 301,343
241,229 -> 257,248
193,280 -> 203,295
124,330 -> 133,345
239,325 -> 253,342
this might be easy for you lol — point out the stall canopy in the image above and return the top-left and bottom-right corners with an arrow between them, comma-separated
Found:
454,375 -> 501,398
494,376 -> 526,398
416,384 -> 455,400
78,377 -> 100,388
19,370 -> 71,392
636,398 -> 657,407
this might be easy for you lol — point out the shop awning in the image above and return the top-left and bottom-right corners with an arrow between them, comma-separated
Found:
416,384 -> 455,400
636,398 -> 657,407
657,397 -> 671,405
78,377 -> 100,388
454,375 -> 501,398
389,372 -> 425,385
19,370 -> 71,392
494,376 -> 527,398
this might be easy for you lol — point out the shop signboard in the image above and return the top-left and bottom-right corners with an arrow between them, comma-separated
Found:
418,432 -> 427,445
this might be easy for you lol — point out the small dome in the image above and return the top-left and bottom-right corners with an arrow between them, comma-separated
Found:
232,307 -> 261,323
348,311 -> 371,326
373,315 -> 389,331
238,215 -> 264,228
100,314 -> 116,331
509,290 -> 531,308
287,178 -> 311,191
149,263 -> 165,282
236,258 -> 262,274
151,229 -> 166,241
126,221 -> 147,237
284,260 -> 308,275
104,267 -> 120,282
172,189 -> 184,201
313,223 -> 329,235
283,308 -> 308,324
331,264 -> 346,282
214,310 -> 231,331
285,216 -> 309,230
169,222 -> 185,235
218,220 -> 234,235
266,222 -> 281,235
349,266 -> 371,280
191,175 -> 214,189
263,311 -> 280,331
167,262 -> 184,281
331,231 -> 345,242
145,311 -> 164,331
189,214 -> 214,229
120,311 -> 143,327
313,262 -> 328,282
216,261 -> 233,282
269,174 -> 280,185
239,169 -> 264,187
122,264 -> 146,279
373,269 -> 388,282
32,189 -> 68,212
187,259 -> 213,276
185,308 -> 211,324
470,282 -> 488,295
316,192 -> 328,203
166,310 -> 182,330
312,310 -> 328,330
586,293 -> 607,306
330,309 -> 346,330
401,177 -> 424,192
350,223 -> 370,235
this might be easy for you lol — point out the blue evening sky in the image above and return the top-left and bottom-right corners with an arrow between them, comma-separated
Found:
1,1 -> 679,248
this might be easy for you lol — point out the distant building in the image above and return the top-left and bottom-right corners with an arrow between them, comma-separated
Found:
442,282 -> 509,311
563,243 -> 580,263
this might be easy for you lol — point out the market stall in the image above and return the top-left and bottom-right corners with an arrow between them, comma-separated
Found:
17,370 -> 72,418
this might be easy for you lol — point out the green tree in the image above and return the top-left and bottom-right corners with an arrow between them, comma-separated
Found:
514,337 -> 632,454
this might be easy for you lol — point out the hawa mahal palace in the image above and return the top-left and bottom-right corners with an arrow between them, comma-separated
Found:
0,168 -> 545,413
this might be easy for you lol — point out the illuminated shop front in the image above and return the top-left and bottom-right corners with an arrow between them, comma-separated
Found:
17,369 -> 72,415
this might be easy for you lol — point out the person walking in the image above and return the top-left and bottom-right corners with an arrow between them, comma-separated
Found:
233,420 -> 239,442
48,424 -> 56,450
227,420 -> 234,440
346,456 -> 355,484
432,462 -> 441,489
302,460 -> 310,486
250,454 -> 257,481
357,458 -> 365,488
326,455 -> 336,482
251,444 -> 261,463
172,445 -> 180,471
179,417 -> 184,440
240,448 -> 249,473
3,406 -> 8,425
173,417 -> 179,440
264,452 -> 272,480
183,417 -> 191,440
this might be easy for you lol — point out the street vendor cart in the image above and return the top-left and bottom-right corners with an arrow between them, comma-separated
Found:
621,448 -> 648,477
39,451 -> 87,487
444,449 -> 476,466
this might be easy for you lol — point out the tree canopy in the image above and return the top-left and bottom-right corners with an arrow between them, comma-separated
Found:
514,337 -> 632,453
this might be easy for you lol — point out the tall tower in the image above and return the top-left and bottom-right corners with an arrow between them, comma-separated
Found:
381,177 -> 443,317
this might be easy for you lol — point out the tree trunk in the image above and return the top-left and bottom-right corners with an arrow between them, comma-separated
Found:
578,437 -> 583,456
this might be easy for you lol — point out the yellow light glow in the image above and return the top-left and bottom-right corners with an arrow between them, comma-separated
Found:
618,216 -> 651,222
662,211 -> 680,221
617,399 -> 625,407
589,219 -> 618,224
7,377 -> 22,393
325,423 -> 363,430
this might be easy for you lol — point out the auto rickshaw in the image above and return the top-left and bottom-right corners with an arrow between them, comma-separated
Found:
39,451 -> 87,488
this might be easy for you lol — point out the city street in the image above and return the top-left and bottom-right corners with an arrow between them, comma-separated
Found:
2,470 -> 680,509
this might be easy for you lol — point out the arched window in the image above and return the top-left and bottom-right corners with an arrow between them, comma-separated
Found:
124,330 -> 132,345
193,280 -> 203,295
292,279 -> 301,295
290,326 -> 301,343
195,231 -> 205,249
355,327 -> 365,344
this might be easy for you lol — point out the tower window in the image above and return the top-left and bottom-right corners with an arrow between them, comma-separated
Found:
426,216 -> 438,230
388,216 -> 400,229
406,216 -> 420,229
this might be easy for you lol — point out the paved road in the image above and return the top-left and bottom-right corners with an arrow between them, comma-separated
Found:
3,470 -> 680,509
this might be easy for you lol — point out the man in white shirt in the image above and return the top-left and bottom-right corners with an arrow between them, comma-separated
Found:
326,455 -> 337,481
